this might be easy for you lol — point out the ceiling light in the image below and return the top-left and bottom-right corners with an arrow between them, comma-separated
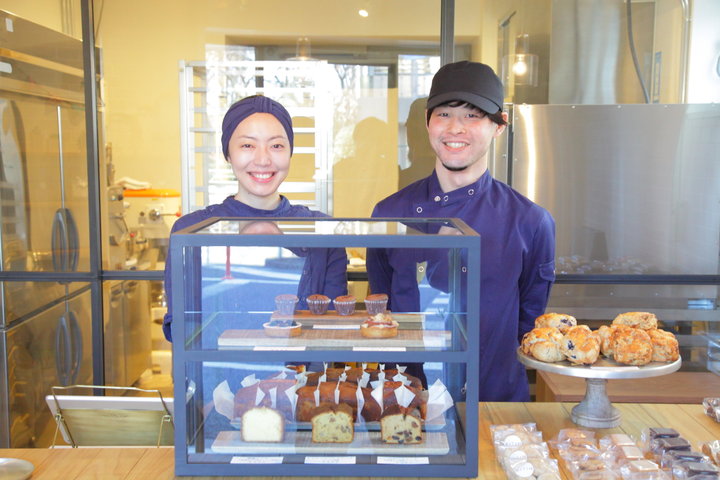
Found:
358,9 -> 369,17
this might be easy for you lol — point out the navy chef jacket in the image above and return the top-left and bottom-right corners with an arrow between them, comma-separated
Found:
367,170 -> 555,401
163,195 -> 348,342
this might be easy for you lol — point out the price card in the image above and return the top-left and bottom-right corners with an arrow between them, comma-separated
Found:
254,346 -> 306,351
304,456 -> 357,464
353,346 -> 406,352
231,456 -> 283,464
313,324 -> 360,330
377,456 -> 430,465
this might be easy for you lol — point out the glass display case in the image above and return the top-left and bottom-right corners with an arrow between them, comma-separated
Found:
170,217 -> 480,477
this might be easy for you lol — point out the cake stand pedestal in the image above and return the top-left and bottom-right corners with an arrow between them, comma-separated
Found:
517,349 -> 681,429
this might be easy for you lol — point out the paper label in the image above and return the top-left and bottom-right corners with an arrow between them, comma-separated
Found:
231,456 -> 283,464
313,324 -> 360,330
254,346 -> 306,351
511,461 -> 535,478
502,434 -> 523,448
353,347 -> 406,352
377,456 -> 429,465
304,456 -> 356,464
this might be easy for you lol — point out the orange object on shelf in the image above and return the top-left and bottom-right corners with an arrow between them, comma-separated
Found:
123,188 -> 181,198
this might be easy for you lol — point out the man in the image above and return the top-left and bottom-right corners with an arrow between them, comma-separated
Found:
367,61 -> 556,401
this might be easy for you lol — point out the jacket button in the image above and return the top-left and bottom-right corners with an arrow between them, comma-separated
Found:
416,206 -> 423,213
468,189 -> 474,195
434,196 -> 441,202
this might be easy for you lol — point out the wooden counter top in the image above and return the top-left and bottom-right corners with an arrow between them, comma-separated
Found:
2,402 -> 719,479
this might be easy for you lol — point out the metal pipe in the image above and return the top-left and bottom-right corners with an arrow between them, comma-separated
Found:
678,0 -> 691,103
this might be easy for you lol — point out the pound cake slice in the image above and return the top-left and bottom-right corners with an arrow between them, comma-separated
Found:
310,403 -> 354,443
241,406 -> 284,443
380,405 -> 423,444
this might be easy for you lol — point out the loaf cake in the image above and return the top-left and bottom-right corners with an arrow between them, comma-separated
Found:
310,403 -> 354,443
241,406 -> 284,443
234,379 -> 296,420
295,381 -> 381,422
380,405 -> 423,444
304,367 -> 423,389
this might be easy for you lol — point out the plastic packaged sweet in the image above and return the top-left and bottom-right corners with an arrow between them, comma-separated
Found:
659,450 -> 710,469
704,398 -> 720,422
701,440 -> 720,465
651,436 -> 692,456
577,470 -> 620,480
504,454 -> 561,480
671,461 -> 720,480
499,442 -> 551,469
600,433 -> 636,450
490,423 -> 543,447
608,444 -> 645,465
619,459 -> 670,479
554,428 -> 597,446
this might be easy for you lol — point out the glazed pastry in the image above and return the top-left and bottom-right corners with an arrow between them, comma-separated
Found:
521,327 -> 565,362
560,325 -> 601,365
647,328 -> 679,362
613,327 -> 653,365
360,312 -> 398,338
534,313 -> 577,334
612,311 -> 658,330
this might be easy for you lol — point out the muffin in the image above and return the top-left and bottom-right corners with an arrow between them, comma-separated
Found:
364,293 -> 388,315
333,295 -> 356,315
274,294 -> 299,315
306,294 -> 331,315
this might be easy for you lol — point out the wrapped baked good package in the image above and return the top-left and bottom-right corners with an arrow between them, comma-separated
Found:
704,398 -> 720,422
659,450 -> 709,469
618,459 -> 670,479
671,460 -> 720,479
701,440 -> 720,466
490,423 -> 543,447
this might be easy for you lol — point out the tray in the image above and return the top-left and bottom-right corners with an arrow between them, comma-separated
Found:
211,430 -> 450,455
516,349 -> 681,379
517,348 -> 681,428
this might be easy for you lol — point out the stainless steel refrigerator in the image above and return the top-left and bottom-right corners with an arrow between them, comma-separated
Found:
0,10 -> 93,447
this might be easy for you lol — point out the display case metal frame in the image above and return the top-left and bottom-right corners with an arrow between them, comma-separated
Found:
170,216 -> 480,477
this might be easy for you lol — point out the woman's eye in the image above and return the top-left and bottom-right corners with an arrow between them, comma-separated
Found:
240,143 -> 253,148
272,143 -> 285,149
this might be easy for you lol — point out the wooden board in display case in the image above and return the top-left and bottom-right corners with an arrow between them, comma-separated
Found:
211,430 -> 450,455
217,328 -> 451,349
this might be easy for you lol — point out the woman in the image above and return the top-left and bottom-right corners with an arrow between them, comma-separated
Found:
163,95 -> 348,342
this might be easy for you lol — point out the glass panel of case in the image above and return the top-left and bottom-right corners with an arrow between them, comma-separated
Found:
180,361 -> 470,473
171,217 -> 480,476
172,219 -> 476,354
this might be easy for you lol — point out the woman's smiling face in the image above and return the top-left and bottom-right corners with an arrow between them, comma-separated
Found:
226,112 -> 291,210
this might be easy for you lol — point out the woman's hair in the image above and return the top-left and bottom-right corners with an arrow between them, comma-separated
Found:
426,100 -> 508,127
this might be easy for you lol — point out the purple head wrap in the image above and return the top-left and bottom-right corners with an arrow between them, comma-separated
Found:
221,95 -> 294,158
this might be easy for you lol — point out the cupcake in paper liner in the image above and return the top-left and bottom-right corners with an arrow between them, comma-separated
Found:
274,294 -> 299,315
333,295 -> 356,315
306,294 -> 330,315
364,293 -> 388,315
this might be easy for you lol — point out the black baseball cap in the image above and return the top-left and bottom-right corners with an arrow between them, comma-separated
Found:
426,61 -> 504,114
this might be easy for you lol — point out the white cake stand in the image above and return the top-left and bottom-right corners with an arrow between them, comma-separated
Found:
517,349 -> 681,428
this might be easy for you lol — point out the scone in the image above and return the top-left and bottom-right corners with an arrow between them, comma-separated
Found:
612,311 -> 658,330
597,324 -> 633,357
647,328 -> 679,362
560,325 -> 601,365
534,313 -> 577,334
613,327 -> 653,365
521,327 -> 565,362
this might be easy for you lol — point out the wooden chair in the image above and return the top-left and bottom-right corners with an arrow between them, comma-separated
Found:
46,385 -> 174,448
